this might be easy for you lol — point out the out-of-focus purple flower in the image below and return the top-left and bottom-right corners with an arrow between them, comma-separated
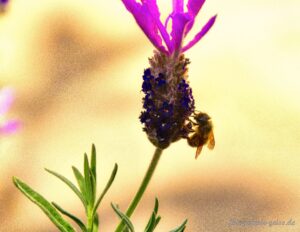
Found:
0,0 -> 9,6
0,0 -> 9,13
121,0 -> 216,56
0,87 -> 21,135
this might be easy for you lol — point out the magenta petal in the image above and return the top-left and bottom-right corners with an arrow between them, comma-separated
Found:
172,0 -> 184,13
170,13 -> 192,53
142,0 -> 172,52
164,14 -> 172,28
0,87 -> 14,115
181,14 -> 217,53
184,0 -> 206,36
187,0 -> 206,17
184,19 -> 195,38
0,120 -> 21,135
121,0 -> 167,53
142,0 -> 159,17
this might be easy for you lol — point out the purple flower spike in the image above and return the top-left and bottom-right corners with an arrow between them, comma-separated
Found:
122,0 -> 216,56
121,1 -> 217,150
0,87 -> 21,135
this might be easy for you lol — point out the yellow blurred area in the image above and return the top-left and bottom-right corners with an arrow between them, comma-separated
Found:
0,0 -> 300,231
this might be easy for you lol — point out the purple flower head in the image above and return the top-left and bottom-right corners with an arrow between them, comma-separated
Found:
121,1 -> 216,150
0,0 -> 9,13
122,0 -> 217,56
0,87 -> 21,135
0,0 -> 8,6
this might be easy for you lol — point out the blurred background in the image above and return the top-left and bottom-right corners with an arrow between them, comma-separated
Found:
0,0 -> 299,231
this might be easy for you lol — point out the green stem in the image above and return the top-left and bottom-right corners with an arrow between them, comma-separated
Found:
114,147 -> 163,232
87,207 -> 93,232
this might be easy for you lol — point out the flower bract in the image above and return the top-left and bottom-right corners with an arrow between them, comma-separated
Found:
121,0 -> 217,56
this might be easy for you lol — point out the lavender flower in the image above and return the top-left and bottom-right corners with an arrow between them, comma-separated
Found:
121,0 -> 216,56
122,0 -> 216,149
0,0 -> 9,8
0,0 -> 9,13
0,0 -> 8,4
0,87 -> 20,135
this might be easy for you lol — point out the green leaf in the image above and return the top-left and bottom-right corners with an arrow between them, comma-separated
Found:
111,203 -> 135,232
144,213 -> 156,232
155,216 -> 161,228
45,168 -> 85,206
93,163 -> 118,215
52,202 -> 87,232
90,144 -> 97,182
90,145 -> 97,206
153,198 -> 159,215
84,153 -> 93,206
170,219 -> 188,232
72,166 -> 86,201
13,177 -> 76,232
90,172 -> 96,206
145,198 -> 161,232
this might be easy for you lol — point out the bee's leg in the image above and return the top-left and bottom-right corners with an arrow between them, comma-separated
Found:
195,146 -> 203,159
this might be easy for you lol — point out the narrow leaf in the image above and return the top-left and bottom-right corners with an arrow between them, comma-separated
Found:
144,212 -> 156,232
170,219 -> 188,232
155,216 -> 161,228
72,166 -> 86,201
111,203 -> 135,232
90,145 -> 97,205
84,153 -> 93,205
90,171 -> 96,206
93,163 -> 118,215
45,168 -> 85,206
145,198 -> 161,232
52,202 -> 87,232
13,177 -> 76,232
153,198 -> 159,215
90,144 -> 97,182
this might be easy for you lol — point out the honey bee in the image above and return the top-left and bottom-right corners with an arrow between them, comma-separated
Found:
187,112 -> 215,159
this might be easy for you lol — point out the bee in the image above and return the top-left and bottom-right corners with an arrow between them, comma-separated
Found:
187,112 -> 215,159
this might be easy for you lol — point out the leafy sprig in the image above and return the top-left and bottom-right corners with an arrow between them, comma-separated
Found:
13,144 -> 118,232
112,198 -> 187,232
13,145 -> 189,231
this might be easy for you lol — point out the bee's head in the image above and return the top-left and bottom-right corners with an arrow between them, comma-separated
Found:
194,112 -> 211,125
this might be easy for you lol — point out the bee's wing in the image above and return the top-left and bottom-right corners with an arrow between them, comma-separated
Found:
195,145 -> 203,159
207,131 -> 215,150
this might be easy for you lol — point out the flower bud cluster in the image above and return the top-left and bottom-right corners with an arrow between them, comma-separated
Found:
139,51 -> 195,149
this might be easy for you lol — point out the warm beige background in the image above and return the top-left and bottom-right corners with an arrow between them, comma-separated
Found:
0,0 -> 299,231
